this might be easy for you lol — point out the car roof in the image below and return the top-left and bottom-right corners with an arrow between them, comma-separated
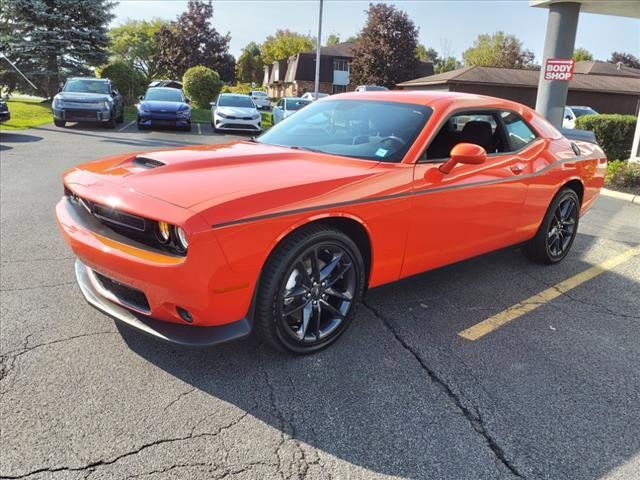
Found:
219,93 -> 248,97
68,77 -> 109,82
331,90 -> 536,111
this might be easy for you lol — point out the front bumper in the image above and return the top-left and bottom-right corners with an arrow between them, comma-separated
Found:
214,115 -> 261,132
75,259 -> 251,346
138,112 -> 190,127
54,107 -> 111,123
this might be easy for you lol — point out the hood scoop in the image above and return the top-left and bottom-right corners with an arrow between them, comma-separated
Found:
133,155 -> 166,169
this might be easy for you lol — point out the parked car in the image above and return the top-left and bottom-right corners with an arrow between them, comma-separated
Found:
56,91 -> 605,354
272,97 -> 311,124
52,77 -> 124,128
355,85 -> 389,92
0,98 -> 9,123
563,106 -> 598,129
250,90 -> 271,110
301,92 -> 329,101
210,93 -> 261,133
137,87 -> 191,131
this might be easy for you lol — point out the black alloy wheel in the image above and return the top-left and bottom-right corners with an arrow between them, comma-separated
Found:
524,187 -> 580,264
255,225 -> 365,353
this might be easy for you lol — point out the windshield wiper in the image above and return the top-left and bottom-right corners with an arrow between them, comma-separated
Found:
288,145 -> 323,154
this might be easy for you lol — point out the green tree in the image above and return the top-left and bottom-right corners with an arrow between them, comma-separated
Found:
0,0 -> 115,98
260,30 -> 315,64
463,31 -> 535,69
236,42 -> 264,84
97,61 -> 145,104
435,56 -> 462,74
182,65 -> 223,108
572,47 -> 593,62
415,44 -> 439,63
610,51 -> 640,69
326,33 -> 341,46
350,3 -> 420,88
109,19 -> 167,82
154,1 -> 235,82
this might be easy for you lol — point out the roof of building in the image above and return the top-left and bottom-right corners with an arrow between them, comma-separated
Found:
303,42 -> 355,58
398,63 -> 640,95
573,60 -> 640,78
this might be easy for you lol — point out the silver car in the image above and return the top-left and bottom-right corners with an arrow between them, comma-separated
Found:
211,94 -> 262,133
272,97 -> 312,125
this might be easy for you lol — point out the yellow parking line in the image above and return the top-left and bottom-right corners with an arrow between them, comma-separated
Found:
458,246 -> 640,341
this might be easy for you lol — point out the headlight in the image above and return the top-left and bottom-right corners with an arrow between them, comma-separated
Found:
157,221 -> 170,243
252,113 -> 260,120
175,227 -> 188,250
53,97 -> 62,108
102,101 -> 110,110
177,108 -> 190,118
217,112 -> 230,119
138,105 -> 149,114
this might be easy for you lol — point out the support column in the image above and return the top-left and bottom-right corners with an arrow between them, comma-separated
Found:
535,2 -> 581,128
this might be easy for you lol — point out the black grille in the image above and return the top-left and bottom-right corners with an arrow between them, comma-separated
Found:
64,109 -> 99,120
92,203 -> 146,231
224,123 -> 260,130
94,271 -> 150,312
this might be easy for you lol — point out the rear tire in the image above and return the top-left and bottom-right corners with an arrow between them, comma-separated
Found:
116,110 -> 124,123
255,225 -> 365,354
106,114 -> 116,129
523,188 -> 580,264
54,119 -> 66,128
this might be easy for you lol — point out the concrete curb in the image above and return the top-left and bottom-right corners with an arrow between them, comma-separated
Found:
601,188 -> 640,205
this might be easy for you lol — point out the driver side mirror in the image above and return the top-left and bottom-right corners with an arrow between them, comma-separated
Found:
439,143 -> 487,174
185,98 -> 191,104
138,95 -> 144,102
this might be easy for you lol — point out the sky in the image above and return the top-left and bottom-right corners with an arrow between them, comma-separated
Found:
112,0 -> 639,62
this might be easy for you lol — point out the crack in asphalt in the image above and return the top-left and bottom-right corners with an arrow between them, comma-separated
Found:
362,300 -> 525,479
0,411 -> 250,479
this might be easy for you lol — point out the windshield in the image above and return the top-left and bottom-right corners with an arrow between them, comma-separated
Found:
252,91 -> 267,97
258,99 -> 432,163
285,99 -> 311,111
145,88 -> 184,102
572,107 -> 597,118
218,95 -> 254,108
63,79 -> 109,94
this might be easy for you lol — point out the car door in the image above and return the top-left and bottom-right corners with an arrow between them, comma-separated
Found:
402,110 -> 538,277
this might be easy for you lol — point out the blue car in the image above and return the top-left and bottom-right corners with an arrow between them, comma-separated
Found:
137,87 -> 191,131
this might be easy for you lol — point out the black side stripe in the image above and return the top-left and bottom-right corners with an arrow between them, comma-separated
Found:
211,155 -> 601,229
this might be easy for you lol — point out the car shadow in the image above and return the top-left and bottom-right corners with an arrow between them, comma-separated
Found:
0,132 -> 43,143
117,230 -> 640,479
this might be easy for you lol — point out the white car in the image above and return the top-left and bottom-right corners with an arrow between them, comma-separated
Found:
272,97 -> 312,125
250,90 -> 271,110
211,93 -> 262,133
300,92 -> 329,101
563,106 -> 598,129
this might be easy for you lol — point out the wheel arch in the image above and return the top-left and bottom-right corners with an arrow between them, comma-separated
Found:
560,178 -> 584,205
266,214 -> 374,288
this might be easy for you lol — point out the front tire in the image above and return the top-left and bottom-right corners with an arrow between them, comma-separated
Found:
54,119 -> 66,128
255,225 -> 365,354
524,188 -> 580,264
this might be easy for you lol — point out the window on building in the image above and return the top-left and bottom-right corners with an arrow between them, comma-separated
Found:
333,59 -> 350,72
332,84 -> 347,94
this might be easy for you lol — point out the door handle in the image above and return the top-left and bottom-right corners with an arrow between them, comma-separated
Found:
510,164 -> 525,175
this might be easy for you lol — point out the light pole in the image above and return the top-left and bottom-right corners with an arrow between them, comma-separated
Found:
314,0 -> 323,95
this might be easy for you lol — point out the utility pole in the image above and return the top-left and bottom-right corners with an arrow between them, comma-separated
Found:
314,0 -> 323,95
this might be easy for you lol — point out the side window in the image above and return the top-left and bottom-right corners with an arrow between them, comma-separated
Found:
276,99 -> 284,108
501,111 -> 536,150
425,111 -> 506,161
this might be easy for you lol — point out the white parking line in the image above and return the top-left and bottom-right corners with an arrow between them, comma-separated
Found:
119,120 -> 135,132
197,123 -> 202,135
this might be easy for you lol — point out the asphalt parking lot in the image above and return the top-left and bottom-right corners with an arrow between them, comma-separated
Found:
1,122 -> 639,480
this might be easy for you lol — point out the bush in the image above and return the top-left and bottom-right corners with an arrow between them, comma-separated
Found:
575,114 -> 637,161
97,61 -> 145,104
605,160 -> 640,191
182,66 -> 223,108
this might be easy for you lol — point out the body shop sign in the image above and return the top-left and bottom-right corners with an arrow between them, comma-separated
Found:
544,58 -> 575,81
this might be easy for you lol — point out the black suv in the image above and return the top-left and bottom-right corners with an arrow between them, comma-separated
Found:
0,98 -> 9,123
52,77 -> 124,128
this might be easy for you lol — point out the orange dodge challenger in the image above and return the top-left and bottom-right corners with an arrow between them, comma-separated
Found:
56,91 -> 605,353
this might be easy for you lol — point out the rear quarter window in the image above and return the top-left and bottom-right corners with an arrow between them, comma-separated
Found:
501,111 -> 536,150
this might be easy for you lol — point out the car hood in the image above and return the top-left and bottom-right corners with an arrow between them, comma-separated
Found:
65,142 -> 383,227
216,106 -> 257,116
140,100 -> 187,112
56,92 -> 111,102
